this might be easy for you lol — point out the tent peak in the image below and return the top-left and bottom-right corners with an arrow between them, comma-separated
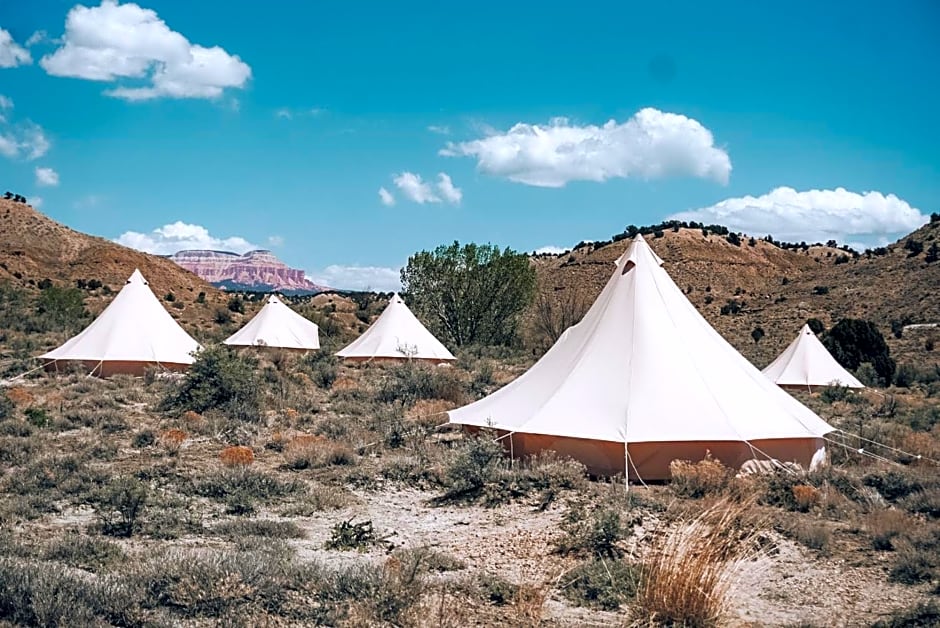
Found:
127,269 -> 147,285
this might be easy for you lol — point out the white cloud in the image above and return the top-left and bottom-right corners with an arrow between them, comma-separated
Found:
441,107 -> 731,187
436,173 -> 462,204
534,245 -> 568,255
310,264 -> 402,292
378,186 -> 395,206
73,194 -> 103,208
115,221 -> 259,254
25,31 -> 47,47
267,235 -> 284,246
275,106 -> 325,120
0,120 -> 50,160
428,124 -> 450,135
35,166 -> 59,186
275,108 -> 292,120
0,95 -> 12,110
41,0 -> 251,101
0,28 -> 31,67
391,171 -> 462,205
393,172 -> 440,204
29,196 -> 42,208
670,187 -> 929,246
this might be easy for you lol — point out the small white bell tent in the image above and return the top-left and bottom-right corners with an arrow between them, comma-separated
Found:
447,235 -> 834,480
762,324 -> 864,391
223,296 -> 320,351
39,269 -> 202,377
336,294 -> 456,364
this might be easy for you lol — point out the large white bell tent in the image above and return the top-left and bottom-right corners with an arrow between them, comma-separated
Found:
762,324 -> 865,391
336,294 -> 456,364
447,235 -> 834,480
39,269 -> 202,377
223,295 -> 320,351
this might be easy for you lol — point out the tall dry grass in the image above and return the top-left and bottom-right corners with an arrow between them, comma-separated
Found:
632,499 -> 762,626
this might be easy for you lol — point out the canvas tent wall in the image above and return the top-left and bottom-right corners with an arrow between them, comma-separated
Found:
336,294 -> 455,363
447,235 -> 834,480
762,324 -> 865,391
39,269 -> 202,377
223,296 -> 320,351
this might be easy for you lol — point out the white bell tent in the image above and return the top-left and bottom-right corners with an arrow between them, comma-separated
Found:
762,324 -> 864,391
223,296 -> 320,351
447,235 -> 834,480
39,269 -> 202,377
336,294 -> 456,363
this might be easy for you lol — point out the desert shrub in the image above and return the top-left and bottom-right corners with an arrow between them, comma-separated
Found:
326,519 -> 391,552
306,352 -> 338,388
376,363 -> 465,406
94,476 -> 148,537
863,470 -> 926,502
632,500 -> 760,626
278,485 -> 353,515
212,519 -> 305,540
35,285 -> 89,332
867,509 -> 910,550
0,391 -> 13,421
872,600 -> 940,628
890,542 -> 938,584
227,296 -> 245,313
784,521 -> 832,555
899,489 -> 940,518
220,445 -> 254,467
791,485 -> 821,512
476,573 -> 519,606
189,468 -> 303,516
556,502 -> 634,558
669,452 -> 733,498
162,345 -> 261,422
283,437 -> 356,470
43,532 -> 125,572
562,558 -> 641,610
24,407 -> 50,428
442,434 -> 505,496
0,558 -> 99,626
820,384 -> 851,403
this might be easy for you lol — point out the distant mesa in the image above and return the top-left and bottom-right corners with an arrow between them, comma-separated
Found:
169,249 -> 329,294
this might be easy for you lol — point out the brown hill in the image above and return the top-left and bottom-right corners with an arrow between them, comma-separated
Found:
0,198 -> 226,328
529,220 -> 940,369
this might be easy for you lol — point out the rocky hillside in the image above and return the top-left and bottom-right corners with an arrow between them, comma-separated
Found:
0,197 -> 226,325
528,219 -> 940,369
169,249 -> 329,294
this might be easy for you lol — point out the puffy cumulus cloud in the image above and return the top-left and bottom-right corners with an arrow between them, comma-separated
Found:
436,173 -> 462,204
0,120 -> 50,160
115,221 -> 259,255
41,0 -> 251,101
670,187 -> 929,246
0,94 -> 12,111
29,196 -> 42,209
0,28 -> 31,67
393,172 -> 439,204
534,245 -> 568,255
378,186 -> 395,206
441,108 -> 731,187
25,31 -> 47,47
310,264 -> 402,292
35,166 -> 59,186
391,171 -> 462,205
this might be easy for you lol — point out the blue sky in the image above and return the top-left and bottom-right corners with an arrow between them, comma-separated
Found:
1,1 -> 938,290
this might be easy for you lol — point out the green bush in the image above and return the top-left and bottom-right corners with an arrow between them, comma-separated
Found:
43,532 -> 125,572
162,345 -> 261,421
376,363 -> 465,406
556,502 -> 633,558
94,476 -> 148,537
872,601 -> 940,627
444,435 -> 505,495
562,558 -> 641,610
823,319 -> 895,385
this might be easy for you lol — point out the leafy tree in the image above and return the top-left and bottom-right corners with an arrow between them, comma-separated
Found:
401,241 -> 536,347
227,296 -> 245,313
931,211 -> 939,223
904,238 -> 923,257
823,319 -> 896,385
726,232 -> 741,246
196,291 -> 206,303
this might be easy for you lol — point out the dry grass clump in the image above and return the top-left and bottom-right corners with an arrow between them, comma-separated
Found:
669,452 -> 733,498
219,445 -> 254,467
160,428 -> 187,452
283,435 -> 356,469
632,499 -> 762,626
5,387 -> 34,406
867,509 -> 911,550
791,484 -> 820,512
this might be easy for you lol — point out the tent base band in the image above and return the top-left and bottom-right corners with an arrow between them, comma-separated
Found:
486,430 -> 826,480
43,360 -> 191,378
339,356 -> 454,365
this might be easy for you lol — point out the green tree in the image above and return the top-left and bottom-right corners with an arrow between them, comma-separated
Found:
36,285 -> 89,332
162,346 -> 260,421
806,318 -> 825,335
823,319 -> 896,386
401,241 -> 537,346
751,326 -> 765,345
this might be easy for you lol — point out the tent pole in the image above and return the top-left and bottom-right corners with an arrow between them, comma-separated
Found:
624,441 -> 629,495
509,433 -> 515,469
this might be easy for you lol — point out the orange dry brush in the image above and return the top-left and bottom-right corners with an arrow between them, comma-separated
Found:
220,445 -> 255,467
181,410 -> 202,423
161,429 -> 187,448
791,484 -> 820,512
